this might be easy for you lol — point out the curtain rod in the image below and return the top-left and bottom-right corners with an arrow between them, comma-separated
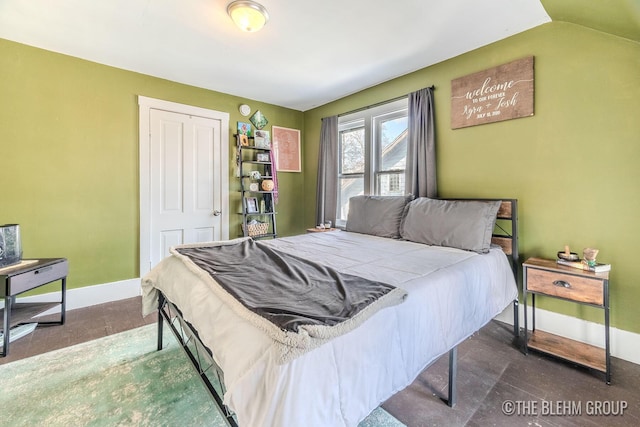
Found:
337,85 -> 435,117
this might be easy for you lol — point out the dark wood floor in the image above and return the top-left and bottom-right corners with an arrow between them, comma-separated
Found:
2,297 -> 639,426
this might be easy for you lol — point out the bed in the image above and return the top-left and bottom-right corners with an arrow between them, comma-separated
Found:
142,197 -> 519,427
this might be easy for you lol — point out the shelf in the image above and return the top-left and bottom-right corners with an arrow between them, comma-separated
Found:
240,212 -> 277,216
0,302 -> 59,330
237,141 -> 277,240
237,144 -> 271,151
527,329 -> 606,373
242,160 -> 271,165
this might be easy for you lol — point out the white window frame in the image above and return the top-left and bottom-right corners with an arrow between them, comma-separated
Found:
336,98 -> 408,226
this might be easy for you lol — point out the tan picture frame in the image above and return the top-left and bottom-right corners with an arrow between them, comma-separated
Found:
272,126 -> 301,173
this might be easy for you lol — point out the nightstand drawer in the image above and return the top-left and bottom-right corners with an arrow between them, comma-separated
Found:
526,268 -> 604,305
8,260 -> 69,296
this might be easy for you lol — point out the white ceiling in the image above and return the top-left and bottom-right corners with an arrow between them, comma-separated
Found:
0,0 -> 550,111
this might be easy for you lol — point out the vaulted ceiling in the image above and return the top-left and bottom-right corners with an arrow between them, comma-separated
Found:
0,0 -> 636,111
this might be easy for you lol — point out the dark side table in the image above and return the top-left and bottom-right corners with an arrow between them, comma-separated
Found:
0,258 -> 68,356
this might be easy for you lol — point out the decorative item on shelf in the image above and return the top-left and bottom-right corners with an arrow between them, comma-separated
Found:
261,179 -> 275,191
245,197 -> 259,214
250,170 -> 261,180
250,110 -> 268,130
556,245 -> 611,272
557,245 -> 579,261
256,153 -> 270,162
237,121 -> 252,137
245,220 -> 269,237
260,199 -> 266,213
583,247 -> 610,272
0,224 -> 22,268
254,129 -> 271,148
239,104 -> 251,117
249,182 -> 259,192
583,247 -> 599,267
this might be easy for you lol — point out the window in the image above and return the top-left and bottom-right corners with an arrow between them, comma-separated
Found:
336,98 -> 408,225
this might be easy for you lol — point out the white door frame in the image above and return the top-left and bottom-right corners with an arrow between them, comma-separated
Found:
138,96 -> 229,277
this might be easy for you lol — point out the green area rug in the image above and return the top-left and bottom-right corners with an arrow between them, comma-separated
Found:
0,324 -> 405,427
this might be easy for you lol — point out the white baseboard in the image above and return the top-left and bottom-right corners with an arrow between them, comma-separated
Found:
9,278 -> 142,315
495,305 -> 640,366
8,281 -> 640,366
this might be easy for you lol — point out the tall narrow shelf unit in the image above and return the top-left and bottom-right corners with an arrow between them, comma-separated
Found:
236,135 -> 277,239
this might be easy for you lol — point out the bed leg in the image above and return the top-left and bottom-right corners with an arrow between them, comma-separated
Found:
513,299 -> 520,338
157,293 -> 165,351
448,346 -> 457,408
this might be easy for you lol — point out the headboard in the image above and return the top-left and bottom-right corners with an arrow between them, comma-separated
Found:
493,199 -> 519,276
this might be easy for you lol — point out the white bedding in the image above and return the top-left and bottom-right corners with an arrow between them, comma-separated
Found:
142,230 -> 518,427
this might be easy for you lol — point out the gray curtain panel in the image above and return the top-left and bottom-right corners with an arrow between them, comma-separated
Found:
315,115 -> 339,225
405,87 -> 437,198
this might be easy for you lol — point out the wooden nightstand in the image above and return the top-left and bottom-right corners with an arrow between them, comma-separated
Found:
523,257 -> 610,383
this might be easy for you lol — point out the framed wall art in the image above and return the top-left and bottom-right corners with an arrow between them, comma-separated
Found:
272,126 -> 301,173
250,110 -> 268,130
254,130 -> 271,149
245,197 -> 259,214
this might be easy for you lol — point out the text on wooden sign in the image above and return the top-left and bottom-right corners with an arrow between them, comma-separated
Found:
451,56 -> 534,129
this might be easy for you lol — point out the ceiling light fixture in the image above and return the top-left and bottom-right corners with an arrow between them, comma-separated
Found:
227,1 -> 269,33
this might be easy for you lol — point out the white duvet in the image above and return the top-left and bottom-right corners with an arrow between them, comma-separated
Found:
142,231 -> 518,427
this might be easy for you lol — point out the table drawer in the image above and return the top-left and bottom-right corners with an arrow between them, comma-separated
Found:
8,260 -> 68,296
526,267 -> 604,305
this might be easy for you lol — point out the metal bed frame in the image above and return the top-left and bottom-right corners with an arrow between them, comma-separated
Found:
155,198 -> 519,426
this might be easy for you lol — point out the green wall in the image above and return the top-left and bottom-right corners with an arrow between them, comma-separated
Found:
3,19 -> 639,336
302,22 -> 640,334
0,38 -> 305,292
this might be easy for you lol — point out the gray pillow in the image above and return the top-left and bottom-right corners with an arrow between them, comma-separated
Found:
400,198 -> 501,253
346,195 -> 414,238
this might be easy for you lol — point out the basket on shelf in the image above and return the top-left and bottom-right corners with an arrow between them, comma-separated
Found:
246,221 -> 269,237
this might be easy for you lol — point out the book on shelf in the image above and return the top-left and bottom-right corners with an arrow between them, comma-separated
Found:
556,258 -> 611,273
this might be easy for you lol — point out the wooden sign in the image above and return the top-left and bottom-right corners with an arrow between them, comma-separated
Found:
451,56 -> 534,129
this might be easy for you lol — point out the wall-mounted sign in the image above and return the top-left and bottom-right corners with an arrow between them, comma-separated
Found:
451,56 -> 534,129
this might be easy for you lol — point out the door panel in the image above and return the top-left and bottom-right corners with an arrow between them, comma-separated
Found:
139,96 -> 229,277
150,109 -> 222,266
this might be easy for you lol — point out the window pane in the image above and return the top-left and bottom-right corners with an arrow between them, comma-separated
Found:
377,172 -> 405,196
338,176 -> 364,221
340,128 -> 365,174
380,116 -> 408,171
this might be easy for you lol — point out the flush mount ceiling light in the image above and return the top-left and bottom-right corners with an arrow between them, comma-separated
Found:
227,1 -> 269,32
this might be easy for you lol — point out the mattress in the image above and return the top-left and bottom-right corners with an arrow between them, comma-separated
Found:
142,230 -> 518,427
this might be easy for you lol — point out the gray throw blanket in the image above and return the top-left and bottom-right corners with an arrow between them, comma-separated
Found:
169,238 -> 407,363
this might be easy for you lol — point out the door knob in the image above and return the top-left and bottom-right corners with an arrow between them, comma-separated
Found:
213,210 -> 222,216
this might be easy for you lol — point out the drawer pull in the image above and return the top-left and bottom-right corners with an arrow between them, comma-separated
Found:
35,266 -> 53,274
553,279 -> 571,288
